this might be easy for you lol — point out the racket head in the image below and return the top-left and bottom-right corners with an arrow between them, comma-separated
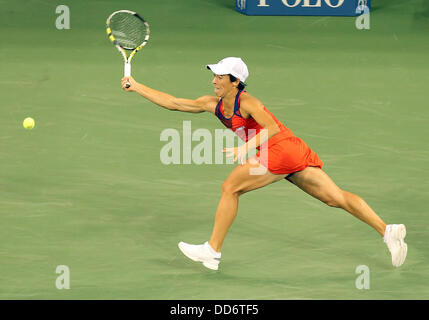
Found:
106,10 -> 150,52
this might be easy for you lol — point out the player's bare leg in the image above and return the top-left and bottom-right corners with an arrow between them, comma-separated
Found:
287,166 -> 386,235
288,166 -> 407,267
209,161 -> 286,252
178,161 -> 285,270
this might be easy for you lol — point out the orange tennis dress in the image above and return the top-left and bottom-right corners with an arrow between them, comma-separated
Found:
214,90 -> 323,177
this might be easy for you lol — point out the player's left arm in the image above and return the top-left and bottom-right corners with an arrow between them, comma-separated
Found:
224,95 -> 281,164
240,95 -> 280,149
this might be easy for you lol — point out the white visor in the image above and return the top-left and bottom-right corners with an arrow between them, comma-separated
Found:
206,57 -> 249,83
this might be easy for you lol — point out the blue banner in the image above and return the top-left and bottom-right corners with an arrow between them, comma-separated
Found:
236,0 -> 371,16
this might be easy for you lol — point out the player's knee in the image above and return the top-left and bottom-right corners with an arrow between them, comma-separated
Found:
342,190 -> 364,209
325,199 -> 341,208
323,191 -> 346,208
221,181 -> 242,196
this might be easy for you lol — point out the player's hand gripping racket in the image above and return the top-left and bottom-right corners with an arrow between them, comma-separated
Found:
106,10 -> 150,89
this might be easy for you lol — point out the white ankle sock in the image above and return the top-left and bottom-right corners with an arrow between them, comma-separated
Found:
205,242 -> 221,257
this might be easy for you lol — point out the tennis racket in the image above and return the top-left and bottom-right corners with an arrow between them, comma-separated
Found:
106,10 -> 150,88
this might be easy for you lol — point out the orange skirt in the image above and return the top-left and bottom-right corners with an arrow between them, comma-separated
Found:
253,136 -> 323,175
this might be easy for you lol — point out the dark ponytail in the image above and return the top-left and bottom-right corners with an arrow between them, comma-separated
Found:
229,75 -> 246,90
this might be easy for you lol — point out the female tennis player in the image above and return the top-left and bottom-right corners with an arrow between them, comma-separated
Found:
121,57 -> 407,270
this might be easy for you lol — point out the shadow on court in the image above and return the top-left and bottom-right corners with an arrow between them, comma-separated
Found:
211,0 -> 235,10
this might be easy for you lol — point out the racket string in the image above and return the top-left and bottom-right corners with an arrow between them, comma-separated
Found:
109,13 -> 148,50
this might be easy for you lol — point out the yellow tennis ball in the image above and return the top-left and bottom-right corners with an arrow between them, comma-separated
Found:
23,117 -> 35,130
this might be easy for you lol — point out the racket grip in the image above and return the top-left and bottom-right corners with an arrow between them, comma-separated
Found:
124,62 -> 131,77
124,62 -> 131,88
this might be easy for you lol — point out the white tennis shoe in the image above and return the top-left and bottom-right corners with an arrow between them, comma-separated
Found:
178,241 -> 221,270
384,224 -> 407,267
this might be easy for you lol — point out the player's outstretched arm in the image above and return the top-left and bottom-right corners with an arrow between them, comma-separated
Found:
121,76 -> 217,114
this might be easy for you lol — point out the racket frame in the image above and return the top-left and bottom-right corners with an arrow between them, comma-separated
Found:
106,10 -> 150,85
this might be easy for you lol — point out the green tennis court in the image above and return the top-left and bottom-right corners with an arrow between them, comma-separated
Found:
1,0 -> 428,299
